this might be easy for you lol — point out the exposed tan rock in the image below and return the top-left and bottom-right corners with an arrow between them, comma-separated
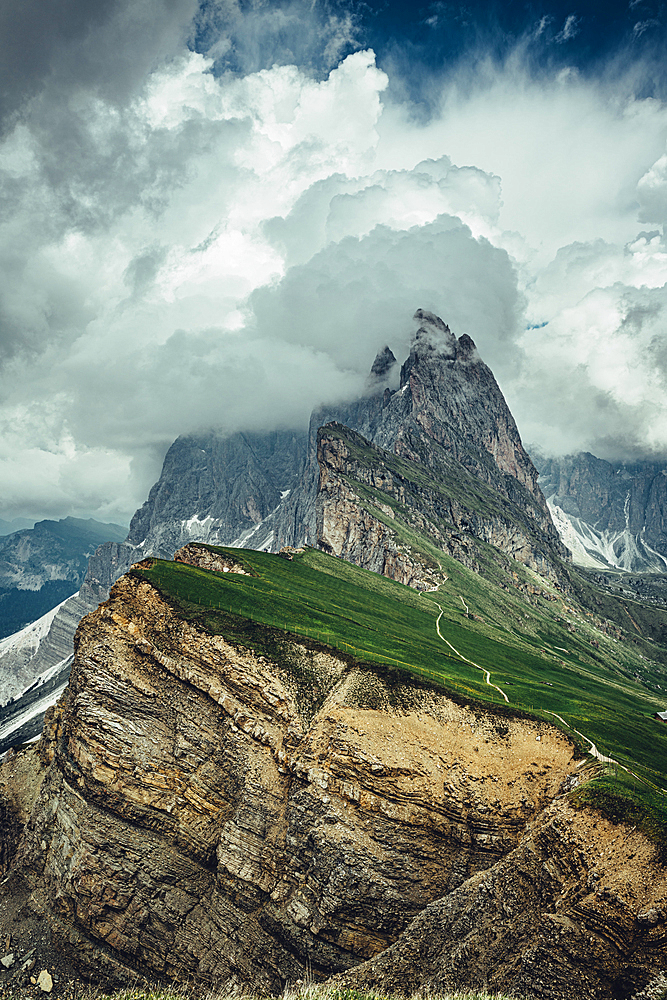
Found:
335,800 -> 667,999
36,968 -> 52,992
174,543 -> 252,575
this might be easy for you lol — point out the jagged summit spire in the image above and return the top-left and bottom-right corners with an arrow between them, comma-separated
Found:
411,309 -> 457,360
455,333 -> 478,361
401,309 -> 458,387
413,308 -> 449,333
370,345 -> 397,380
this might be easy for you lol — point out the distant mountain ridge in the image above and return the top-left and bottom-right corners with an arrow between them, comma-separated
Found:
0,517 -> 126,642
534,452 -> 667,573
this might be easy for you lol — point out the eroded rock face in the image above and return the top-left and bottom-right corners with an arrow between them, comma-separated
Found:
336,800 -> 667,1000
4,573 -> 582,991
127,429 -> 307,556
535,451 -> 667,573
315,426 -> 569,587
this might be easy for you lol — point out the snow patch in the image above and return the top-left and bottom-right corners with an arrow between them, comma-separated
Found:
0,678 -> 69,743
184,514 -> 216,532
230,518 -> 270,548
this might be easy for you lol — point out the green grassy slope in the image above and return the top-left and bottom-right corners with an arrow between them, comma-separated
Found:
133,543 -> 667,797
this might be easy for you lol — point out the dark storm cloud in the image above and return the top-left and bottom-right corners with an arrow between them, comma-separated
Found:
0,0 -> 200,130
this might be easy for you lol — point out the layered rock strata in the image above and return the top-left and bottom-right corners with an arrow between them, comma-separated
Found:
3,568 -> 585,992
336,797 -> 667,1000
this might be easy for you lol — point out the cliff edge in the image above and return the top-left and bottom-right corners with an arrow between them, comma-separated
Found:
0,553 -> 665,997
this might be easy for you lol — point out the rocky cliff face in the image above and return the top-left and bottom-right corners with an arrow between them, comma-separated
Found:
127,429 -> 307,557
1,559 -> 665,997
336,796 -> 667,1000
315,424 -> 569,587
535,452 -> 667,573
276,311 -> 562,564
0,533 -> 145,736
0,433 -> 307,734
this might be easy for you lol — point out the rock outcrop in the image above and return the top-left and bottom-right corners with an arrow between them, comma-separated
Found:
315,424 -> 569,587
1,564 -> 665,997
335,798 -> 667,999
173,542 -> 254,575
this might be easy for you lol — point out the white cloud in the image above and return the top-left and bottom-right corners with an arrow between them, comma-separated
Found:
1,2 -> 667,521
555,14 -> 580,43
265,155 -> 503,268
514,282 -> 667,459
374,67 -> 667,262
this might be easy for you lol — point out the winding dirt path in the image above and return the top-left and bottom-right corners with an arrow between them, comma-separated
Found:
423,593 -> 509,703
542,710 -> 615,765
422,583 -> 667,794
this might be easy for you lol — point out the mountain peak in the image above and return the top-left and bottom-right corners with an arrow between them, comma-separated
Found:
455,333 -> 478,361
413,308 -> 450,334
412,309 -> 457,356
370,345 -> 397,381
401,311 -> 457,387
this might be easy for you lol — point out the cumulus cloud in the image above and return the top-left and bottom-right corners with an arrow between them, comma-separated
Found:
2,0 -> 667,522
251,215 -> 520,377
514,281 -> 667,460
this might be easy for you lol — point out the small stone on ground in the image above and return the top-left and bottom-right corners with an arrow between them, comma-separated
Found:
36,969 -> 53,993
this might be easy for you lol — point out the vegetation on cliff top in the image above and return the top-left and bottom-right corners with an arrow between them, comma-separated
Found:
132,543 -> 667,808
571,767 -> 667,857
